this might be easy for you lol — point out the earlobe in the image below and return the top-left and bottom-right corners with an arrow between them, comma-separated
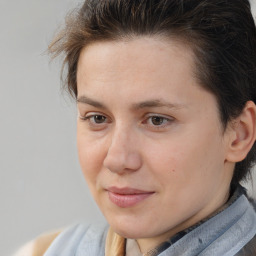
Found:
226,101 -> 256,163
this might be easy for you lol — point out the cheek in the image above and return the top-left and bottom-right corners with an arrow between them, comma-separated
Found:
172,134 -> 225,192
77,131 -> 105,185
146,128 -> 225,186
142,140 -> 186,192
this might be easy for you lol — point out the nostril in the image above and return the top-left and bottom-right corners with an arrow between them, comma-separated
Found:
103,149 -> 142,174
103,153 -> 126,173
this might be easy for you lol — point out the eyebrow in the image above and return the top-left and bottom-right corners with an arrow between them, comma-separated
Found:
131,99 -> 186,110
77,96 -> 186,110
77,96 -> 107,109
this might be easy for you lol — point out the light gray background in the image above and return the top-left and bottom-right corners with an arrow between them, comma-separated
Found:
0,1 -> 255,255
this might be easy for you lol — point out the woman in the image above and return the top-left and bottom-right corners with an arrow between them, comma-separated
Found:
15,0 -> 256,255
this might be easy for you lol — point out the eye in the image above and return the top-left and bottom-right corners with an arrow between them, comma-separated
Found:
150,116 -> 166,126
143,114 -> 174,129
89,115 -> 107,124
79,113 -> 110,130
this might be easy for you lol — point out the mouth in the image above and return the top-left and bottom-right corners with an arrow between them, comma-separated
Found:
106,187 -> 155,208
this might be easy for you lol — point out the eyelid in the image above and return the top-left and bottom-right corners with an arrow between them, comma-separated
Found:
78,111 -> 108,119
78,114 -> 86,120
144,113 -> 174,121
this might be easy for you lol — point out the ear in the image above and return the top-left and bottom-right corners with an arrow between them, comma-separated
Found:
225,101 -> 256,163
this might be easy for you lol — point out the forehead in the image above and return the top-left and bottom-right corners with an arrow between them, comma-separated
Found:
77,36 -> 197,91
79,38 -> 219,108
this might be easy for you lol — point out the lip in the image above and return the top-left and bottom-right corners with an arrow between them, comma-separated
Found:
107,187 -> 155,208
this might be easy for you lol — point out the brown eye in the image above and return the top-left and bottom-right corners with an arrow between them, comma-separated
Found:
93,115 -> 106,123
151,116 -> 164,126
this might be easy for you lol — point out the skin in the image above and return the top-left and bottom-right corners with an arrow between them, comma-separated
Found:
76,37 -> 238,253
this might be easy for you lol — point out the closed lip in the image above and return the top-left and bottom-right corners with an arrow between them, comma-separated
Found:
106,186 -> 154,195
106,186 -> 155,208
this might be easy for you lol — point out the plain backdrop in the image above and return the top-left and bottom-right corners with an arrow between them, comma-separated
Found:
0,1 -> 255,255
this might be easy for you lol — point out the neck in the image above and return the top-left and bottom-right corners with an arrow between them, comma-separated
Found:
136,186 -> 230,254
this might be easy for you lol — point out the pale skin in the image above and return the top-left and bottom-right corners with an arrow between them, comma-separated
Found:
76,37 -> 256,253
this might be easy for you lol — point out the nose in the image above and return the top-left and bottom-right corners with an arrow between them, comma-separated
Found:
103,127 -> 142,174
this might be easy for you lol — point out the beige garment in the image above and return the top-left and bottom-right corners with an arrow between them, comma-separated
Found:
13,230 -> 61,256
105,227 -> 126,256
126,239 -> 143,256
105,228 -> 154,256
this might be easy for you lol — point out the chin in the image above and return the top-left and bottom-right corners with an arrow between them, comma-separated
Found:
107,215 -> 162,239
106,215 -> 148,239
112,226 -> 147,239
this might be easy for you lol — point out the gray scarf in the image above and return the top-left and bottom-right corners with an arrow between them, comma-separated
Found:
158,192 -> 256,255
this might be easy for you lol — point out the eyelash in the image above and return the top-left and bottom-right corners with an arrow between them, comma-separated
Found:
79,113 -> 174,130
79,114 -> 110,124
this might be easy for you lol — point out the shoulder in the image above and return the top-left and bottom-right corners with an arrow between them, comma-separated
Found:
44,222 -> 108,255
13,223 -> 108,256
13,230 -> 61,256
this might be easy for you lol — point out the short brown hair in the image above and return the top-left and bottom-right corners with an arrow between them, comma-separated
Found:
49,0 -> 256,187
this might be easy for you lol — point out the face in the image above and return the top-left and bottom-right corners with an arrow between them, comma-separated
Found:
76,37 -> 234,251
